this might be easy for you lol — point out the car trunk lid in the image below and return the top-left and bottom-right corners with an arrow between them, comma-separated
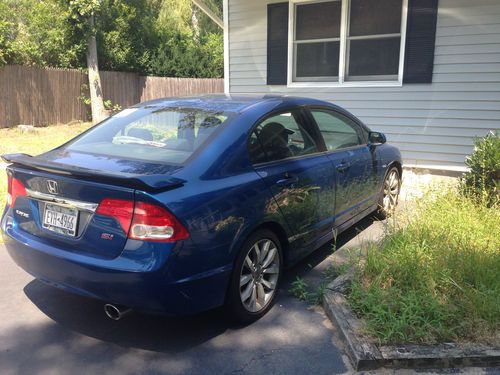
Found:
3,152 -> 185,259
3,151 -> 185,193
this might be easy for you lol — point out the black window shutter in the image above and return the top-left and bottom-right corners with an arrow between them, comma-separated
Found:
267,3 -> 289,85
403,0 -> 439,83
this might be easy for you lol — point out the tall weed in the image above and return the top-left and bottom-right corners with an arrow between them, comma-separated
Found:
349,190 -> 500,344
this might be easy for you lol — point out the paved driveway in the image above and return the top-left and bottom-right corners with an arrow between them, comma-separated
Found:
10,214 -> 477,375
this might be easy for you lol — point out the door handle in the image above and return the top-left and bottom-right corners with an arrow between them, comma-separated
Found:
276,173 -> 299,186
336,161 -> 351,172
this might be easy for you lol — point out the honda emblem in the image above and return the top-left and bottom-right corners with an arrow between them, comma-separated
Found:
47,180 -> 59,195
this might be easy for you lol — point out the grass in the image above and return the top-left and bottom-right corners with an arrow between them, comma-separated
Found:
289,265 -> 341,305
0,123 -> 92,156
349,190 -> 500,345
0,123 -> 92,220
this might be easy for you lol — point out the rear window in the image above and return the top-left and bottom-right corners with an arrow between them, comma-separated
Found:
66,107 -> 229,164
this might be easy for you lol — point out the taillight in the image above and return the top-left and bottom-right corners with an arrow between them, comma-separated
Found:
129,202 -> 189,242
96,199 -> 134,234
6,174 -> 27,207
96,199 -> 189,242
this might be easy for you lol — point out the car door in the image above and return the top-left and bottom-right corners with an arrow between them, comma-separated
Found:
307,108 -> 378,226
248,109 -> 336,261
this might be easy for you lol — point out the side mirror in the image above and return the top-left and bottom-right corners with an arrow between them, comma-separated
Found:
369,132 -> 386,146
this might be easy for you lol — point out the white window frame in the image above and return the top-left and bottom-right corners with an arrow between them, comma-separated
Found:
287,0 -> 408,88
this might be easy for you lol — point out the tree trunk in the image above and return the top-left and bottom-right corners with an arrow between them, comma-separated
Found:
192,5 -> 200,41
86,14 -> 107,124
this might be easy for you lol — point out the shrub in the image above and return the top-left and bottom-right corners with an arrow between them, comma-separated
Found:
147,32 -> 223,78
459,131 -> 500,207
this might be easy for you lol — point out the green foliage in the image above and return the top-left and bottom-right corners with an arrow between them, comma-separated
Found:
0,1 -> 13,66
156,0 -> 222,37
459,131 -> 500,207
195,0 -> 223,35
96,0 -> 161,73
79,83 -> 121,117
290,265 -> 341,305
0,0 -> 223,77
0,0 -> 80,68
78,83 -> 92,121
103,100 -> 122,114
157,0 -> 193,36
289,277 -> 310,301
200,32 -> 224,76
148,32 -> 223,78
68,0 -> 101,18
349,190 -> 500,345
97,0 -> 223,77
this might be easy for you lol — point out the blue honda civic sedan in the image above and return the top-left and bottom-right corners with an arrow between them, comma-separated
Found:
1,95 -> 402,322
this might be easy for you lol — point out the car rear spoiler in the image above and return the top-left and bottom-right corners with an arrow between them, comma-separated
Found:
1,153 -> 186,193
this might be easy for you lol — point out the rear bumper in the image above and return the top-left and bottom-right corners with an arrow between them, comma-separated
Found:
1,214 -> 231,315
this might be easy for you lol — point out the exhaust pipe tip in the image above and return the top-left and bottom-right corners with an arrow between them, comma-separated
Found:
104,303 -> 132,321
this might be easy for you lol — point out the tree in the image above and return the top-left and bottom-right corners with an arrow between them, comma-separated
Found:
147,32 -> 222,78
0,0 -> 224,78
148,0 -> 223,78
0,1 -> 14,66
0,0 -> 77,68
68,0 -> 107,124
192,5 -> 200,41
96,0 -> 161,73
192,0 -> 223,32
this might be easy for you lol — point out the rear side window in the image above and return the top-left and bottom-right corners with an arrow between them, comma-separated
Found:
311,110 -> 363,151
66,107 -> 229,164
250,111 -> 318,163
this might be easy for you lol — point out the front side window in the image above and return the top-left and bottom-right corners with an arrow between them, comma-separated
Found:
250,111 -> 318,163
311,110 -> 363,151
67,107 -> 228,164
292,0 -> 405,84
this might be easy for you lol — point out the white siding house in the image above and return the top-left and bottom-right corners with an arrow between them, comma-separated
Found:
223,0 -> 500,172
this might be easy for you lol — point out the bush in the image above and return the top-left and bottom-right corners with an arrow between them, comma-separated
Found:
459,131 -> 500,207
147,32 -> 223,78
349,190 -> 500,345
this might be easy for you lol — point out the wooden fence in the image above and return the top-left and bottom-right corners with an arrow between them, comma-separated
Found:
0,65 -> 224,128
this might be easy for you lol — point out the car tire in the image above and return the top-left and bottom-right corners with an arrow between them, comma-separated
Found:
374,166 -> 401,220
226,229 -> 283,324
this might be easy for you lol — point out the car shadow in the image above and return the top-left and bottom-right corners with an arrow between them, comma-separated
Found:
23,280 -> 229,353
23,214 -> 378,354
283,214 -> 377,286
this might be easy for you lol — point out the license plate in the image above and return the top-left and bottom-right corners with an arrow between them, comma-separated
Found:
42,203 -> 79,237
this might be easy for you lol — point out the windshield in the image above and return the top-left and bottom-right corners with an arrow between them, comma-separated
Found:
66,107 -> 230,164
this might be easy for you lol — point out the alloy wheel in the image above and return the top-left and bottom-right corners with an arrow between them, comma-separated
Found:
239,239 -> 280,313
382,169 -> 400,212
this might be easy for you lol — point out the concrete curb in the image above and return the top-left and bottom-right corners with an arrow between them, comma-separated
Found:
322,268 -> 500,371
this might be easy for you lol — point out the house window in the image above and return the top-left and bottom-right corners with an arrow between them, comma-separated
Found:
293,1 -> 341,81
291,0 -> 406,85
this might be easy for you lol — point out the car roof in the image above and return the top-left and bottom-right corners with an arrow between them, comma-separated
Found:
134,94 -> 335,114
